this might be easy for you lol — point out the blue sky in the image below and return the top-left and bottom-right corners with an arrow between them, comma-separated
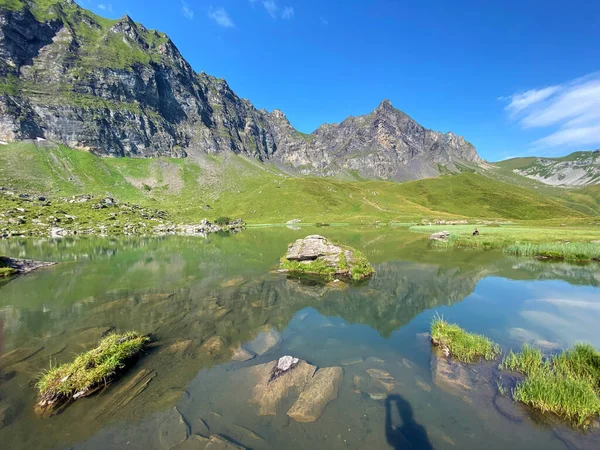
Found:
82,0 -> 600,161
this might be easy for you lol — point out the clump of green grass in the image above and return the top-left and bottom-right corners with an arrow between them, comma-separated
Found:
513,371 -> 600,426
504,242 -> 600,262
552,343 -> 600,386
36,332 -> 149,412
430,316 -> 500,363
501,343 -> 600,426
500,343 -> 545,375
349,250 -> 375,281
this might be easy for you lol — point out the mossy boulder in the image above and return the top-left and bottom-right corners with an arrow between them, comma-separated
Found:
280,235 -> 374,281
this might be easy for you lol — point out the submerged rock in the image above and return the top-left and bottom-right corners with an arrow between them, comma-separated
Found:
430,348 -> 473,397
204,435 -> 247,450
249,359 -> 317,416
366,369 -> 396,392
245,327 -> 282,356
230,346 -> 255,362
280,235 -> 374,281
159,406 -> 190,449
287,366 -> 344,422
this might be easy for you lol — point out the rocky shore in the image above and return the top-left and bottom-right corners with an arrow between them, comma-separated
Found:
0,188 -> 244,238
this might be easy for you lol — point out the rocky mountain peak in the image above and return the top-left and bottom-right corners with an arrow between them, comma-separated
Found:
375,99 -> 394,112
0,0 -> 484,181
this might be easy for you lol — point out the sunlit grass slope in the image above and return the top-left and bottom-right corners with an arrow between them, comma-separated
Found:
0,142 -> 597,223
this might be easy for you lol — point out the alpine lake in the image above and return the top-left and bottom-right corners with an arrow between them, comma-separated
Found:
1,227 -> 599,450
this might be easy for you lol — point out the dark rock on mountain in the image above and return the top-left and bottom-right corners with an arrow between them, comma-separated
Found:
0,0 -> 483,180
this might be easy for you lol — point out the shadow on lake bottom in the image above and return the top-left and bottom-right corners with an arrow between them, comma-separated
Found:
385,394 -> 434,450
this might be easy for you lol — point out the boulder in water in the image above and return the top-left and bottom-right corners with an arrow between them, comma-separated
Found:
249,358 -> 317,416
281,235 -> 374,281
429,231 -> 450,241
287,366 -> 344,422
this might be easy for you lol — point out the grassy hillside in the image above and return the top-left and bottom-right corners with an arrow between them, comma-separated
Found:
0,142 -> 597,224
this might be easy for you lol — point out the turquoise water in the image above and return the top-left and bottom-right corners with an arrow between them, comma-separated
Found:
0,228 -> 599,449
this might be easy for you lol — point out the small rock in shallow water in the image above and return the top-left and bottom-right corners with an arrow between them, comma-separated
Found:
200,336 -> 228,357
366,369 -> 396,392
288,367 -> 344,422
159,406 -> 189,449
341,356 -> 364,366
365,357 -> 385,364
246,327 -> 282,356
231,346 -> 255,362
249,359 -> 317,416
416,378 -> 432,392
368,392 -> 387,401
204,435 -> 247,449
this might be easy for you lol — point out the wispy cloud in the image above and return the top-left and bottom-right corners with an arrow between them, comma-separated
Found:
181,1 -> 194,20
320,16 -> 328,25
501,73 -> 600,149
262,0 -> 278,18
282,6 -> 294,19
98,3 -> 113,13
251,1 -> 294,20
208,6 -> 234,28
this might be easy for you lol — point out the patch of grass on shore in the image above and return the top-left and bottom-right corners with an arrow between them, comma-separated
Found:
412,224 -> 600,261
501,343 -> 600,426
504,242 -> 600,262
36,332 -> 149,410
430,316 -> 500,363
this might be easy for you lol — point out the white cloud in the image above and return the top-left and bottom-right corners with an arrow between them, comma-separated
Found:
501,73 -> 600,149
282,6 -> 294,19
262,0 -> 278,18
208,7 -> 234,28
98,3 -> 113,12
181,1 -> 194,20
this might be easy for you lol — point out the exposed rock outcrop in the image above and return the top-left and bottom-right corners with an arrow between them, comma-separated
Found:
249,359 -> 317,416
281,235 -> 374,281
287,366 -> 343,422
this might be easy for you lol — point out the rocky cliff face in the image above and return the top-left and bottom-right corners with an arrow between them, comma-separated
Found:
0,0 -> 483,180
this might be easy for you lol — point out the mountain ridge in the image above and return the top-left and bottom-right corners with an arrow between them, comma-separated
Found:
496,151 -> 600,187
0,0 -> 482,181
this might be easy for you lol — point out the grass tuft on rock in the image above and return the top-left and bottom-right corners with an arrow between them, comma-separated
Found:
430,316 -> 500,363
502,343 -> 600,426
36,332 -> 149,411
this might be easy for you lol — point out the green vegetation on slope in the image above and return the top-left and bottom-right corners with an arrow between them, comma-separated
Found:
430,316 -> 500,363
2,0 -> 169,69
1,142 -> 599,225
